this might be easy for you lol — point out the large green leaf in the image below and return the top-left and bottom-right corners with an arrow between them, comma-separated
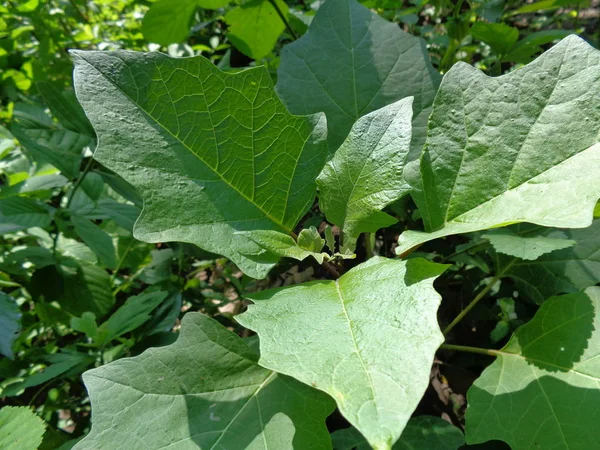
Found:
500,220 -> 600,303
0,406 -> 46,450
466,287 -> 600,449
72,50 -> 328,279
275,0 -> 441,153
397,35 -> 600,254
74,313 -> 335,450
0,293 -> 20,359
331,416 -> 465,450
225,0 -> 288,60
317,98 -> 413,248
238,257 -> 448,450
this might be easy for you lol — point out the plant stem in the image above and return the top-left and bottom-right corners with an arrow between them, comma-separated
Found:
66,157 -> 94,209
443,276 -> 500,335
397,243 -> 422,259
267,0 -> 298,40
364,232 -> 373,259
440,343 -> 500,357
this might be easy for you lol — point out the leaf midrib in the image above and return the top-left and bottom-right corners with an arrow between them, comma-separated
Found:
76,53 -> 293,234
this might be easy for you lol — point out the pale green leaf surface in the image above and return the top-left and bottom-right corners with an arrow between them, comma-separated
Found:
71,216 -> 117,269
317,98 -> 413,248
238,257 -> 448,449
240,229 -> 327,264
500,220 -> 600,303
398,36 -> 600,254
142,0 -> 198,46
276,0 -> 441,153
74,313 -> 335,450
225,0 -> 287,60
467,287 -> 600,449
482,228 -> 575,260
325,225 -> 336,254
0,407 -> 46,450
71,50 -> 328,278
0,293 -> 20,359
331,416 -> 465,450
297,226 -> 325,253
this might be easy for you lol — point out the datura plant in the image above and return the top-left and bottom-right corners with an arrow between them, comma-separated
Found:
68,0 -> 600,448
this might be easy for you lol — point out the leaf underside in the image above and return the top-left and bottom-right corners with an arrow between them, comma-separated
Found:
239,257 -> 448,449
398,35 -> 600,254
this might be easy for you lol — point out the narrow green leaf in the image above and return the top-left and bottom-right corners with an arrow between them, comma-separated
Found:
71,50 -> 328,278
225,0 -> 287,60
0,197 -> 53,233
0,407 -> 46,450
470,22 -> 519,55
0,173 -> 67,199
325,225 -> 336,254
98,290 -> 168,344
0,293 -> 20,359
331,416 -> 465,450
71,216 -> 117,269
317,98 -> 413,248
398,36 -> 600,254
238,257 -> 448,449
36,82 -> 95,136
276,0 -> 441,154
501,219 -> 600,303
74,313 -> 335,450
466,287 -> 600,449
482,228 -> 575,260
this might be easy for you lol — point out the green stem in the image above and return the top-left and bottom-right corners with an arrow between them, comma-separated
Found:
440,343 -> 500,357
267,0 -> 298,40
364,233 -> 373,259
441,238 -> 487,262
66,157 -> 94,209
443,276 -> 500,335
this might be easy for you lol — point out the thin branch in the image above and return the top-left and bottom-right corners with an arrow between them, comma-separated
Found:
440,343 -> 500,357
267,0 -> 298,40
443,276 -> 500,335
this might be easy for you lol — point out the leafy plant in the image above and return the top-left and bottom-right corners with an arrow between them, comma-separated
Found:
2,0 -> 599,449
57,0 -> 600,448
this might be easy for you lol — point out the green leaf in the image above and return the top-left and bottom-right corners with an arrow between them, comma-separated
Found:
11,107 -> 92,179
241,229 -> 327,264
238,257 -> 448,449
74,313 -> 335,450
297,226 -> 325,252
29,259 -> 114,317
2,351 -> 93,397
0,173 -> 68,199
317,98 -> 413,248
97,290 -> 168,345
397,36 -> 600,255
142,0 -> 198,46
36,82 -> 95,136
0,293 -> 20,359
71,216 -> 117,269
0,197 -> 53,233
466,287 -> 600,449
331,416 -> 465,450
225,0 -> 287,60
0,407 -> 46,450
500,220 -> 600,303
70,312 -> 99,341
325,224 -> 336,253
470,22 -> 519,55
71,50 -> 328,279
276,0 -> 441,153
482,228 -> 575,260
